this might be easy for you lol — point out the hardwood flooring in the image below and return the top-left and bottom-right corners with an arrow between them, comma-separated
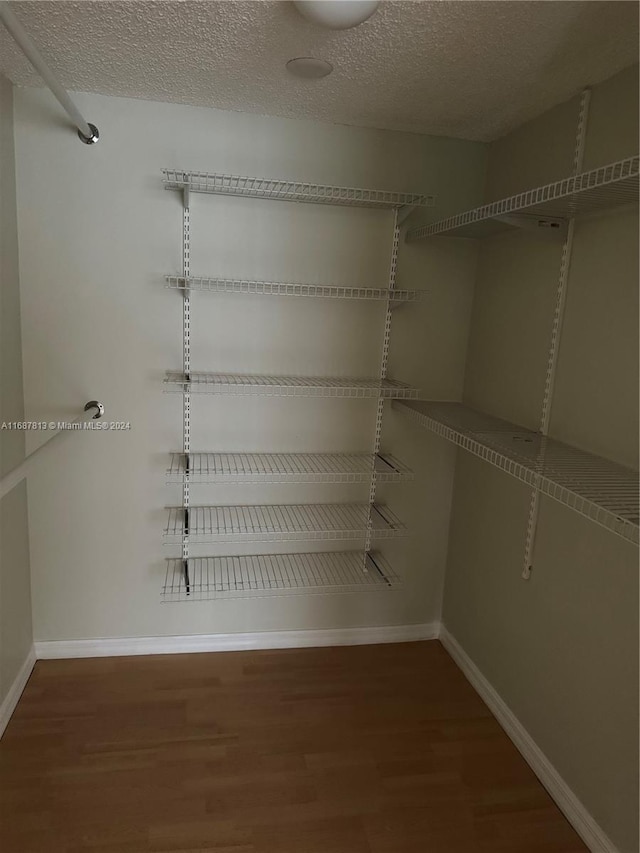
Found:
0,641 -> 587,852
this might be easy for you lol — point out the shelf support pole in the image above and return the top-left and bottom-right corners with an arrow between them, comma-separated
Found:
522,87 -> 591,580
181,183 -> 191,593
365,208 -> 400,565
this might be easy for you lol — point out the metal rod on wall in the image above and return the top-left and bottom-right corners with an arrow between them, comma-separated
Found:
0,401 -> 105,500
0,1 -> 99,144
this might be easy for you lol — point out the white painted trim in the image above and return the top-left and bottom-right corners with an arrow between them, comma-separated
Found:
35,621 -> 439,660
0,645 -> 36,740
439,626 -> 620,853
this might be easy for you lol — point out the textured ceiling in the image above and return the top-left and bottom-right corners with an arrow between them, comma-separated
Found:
0,1 -> 637,141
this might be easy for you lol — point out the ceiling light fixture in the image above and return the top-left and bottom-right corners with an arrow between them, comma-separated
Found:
286,57 -> 334,79
293,1 -> 380,30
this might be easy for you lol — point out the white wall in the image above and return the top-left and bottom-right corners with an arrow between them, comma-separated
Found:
443,65 -> 639,852
13,88 -> 486,642
0,76 -> 24,474
0,74 -> 32,710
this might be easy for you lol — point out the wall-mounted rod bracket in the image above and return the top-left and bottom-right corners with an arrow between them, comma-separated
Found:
0,2 -> 100,144
78,123 -> 100,145
84,400 -> 105,419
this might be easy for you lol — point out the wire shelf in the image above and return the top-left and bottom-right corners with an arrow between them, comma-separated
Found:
406,156 -> 639,240
166,452 -> 414,484
395,400 -> 639,545
164,372 -> 418,399
163,169 -> 433,210
162,550 -> 400,601
166,275 -> 422,304
163,503 -> 407,543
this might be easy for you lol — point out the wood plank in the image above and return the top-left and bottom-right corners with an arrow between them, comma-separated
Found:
0,641 -> 587,852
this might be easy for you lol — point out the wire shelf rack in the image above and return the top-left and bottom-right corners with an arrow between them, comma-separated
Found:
163,169 -> 434,210
165,275 -> 422,304
395,400 -> 639,545
406,156 -> 639,240
162,550 -> 400,601
163,502 -> 407,543
164,372 -> 418,399
166,452 -> 414,484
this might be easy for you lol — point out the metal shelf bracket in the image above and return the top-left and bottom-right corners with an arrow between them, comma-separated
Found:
494,213 -> 568,237
183,559 -> 190,595
397,204 -> 417,226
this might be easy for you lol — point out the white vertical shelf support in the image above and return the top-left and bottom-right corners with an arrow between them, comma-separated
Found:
522,88 -> 591,580
365,209 -> 400,562
182,180 -> 192,594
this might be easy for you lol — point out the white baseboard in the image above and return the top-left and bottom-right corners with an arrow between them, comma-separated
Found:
35,621 -> 439,660
0,645 -> 36,740
439,626 -> 619,853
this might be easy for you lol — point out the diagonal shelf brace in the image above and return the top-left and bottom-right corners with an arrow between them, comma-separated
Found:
397,204 -> 418,226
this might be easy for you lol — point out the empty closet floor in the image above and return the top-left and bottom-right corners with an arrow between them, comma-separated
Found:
0,641 -> 586,853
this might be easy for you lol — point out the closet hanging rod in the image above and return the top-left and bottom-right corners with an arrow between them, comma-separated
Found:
0,400 -> 105,500
0,2 -> 99,144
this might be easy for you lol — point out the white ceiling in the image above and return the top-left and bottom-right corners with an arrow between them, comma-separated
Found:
0,1 -> 637,141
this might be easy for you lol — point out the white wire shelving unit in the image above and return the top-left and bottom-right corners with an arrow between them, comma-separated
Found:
164,503 -> 407,544
166,452 -> 413,485
165,276 -> 422,304
162,551 -> 400,602
394,400 -> 639,546
163,168 -> 433,601
406,156 -> 639,241
163,169 -> 434,210
164,372 -> 418,399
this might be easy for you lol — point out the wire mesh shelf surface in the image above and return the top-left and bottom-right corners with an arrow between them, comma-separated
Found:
162,550 -> 400,601
163,169 -> 434,210
164,372 -> 418,399
395,400 -> 639,545
166,452 -> 414,484
406,156 -> 639,240
164,503 -> 407,543
166,275 -> 422,304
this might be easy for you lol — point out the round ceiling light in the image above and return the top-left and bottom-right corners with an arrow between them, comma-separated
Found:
286,57 -> 334,79
293,1 -> 380,30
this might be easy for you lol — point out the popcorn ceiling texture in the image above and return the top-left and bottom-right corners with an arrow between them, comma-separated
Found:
0,1 -> 637,141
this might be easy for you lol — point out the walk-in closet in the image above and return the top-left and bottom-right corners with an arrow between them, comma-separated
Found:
0,3 -> 638,851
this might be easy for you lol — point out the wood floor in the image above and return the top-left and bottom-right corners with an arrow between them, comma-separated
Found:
0,641 -> 587,853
